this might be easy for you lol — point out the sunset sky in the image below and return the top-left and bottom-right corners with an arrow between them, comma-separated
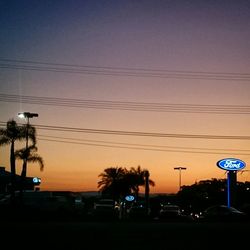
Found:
1,0 -> 250,194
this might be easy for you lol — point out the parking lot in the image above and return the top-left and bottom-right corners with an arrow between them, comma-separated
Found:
1,219 -> 248,250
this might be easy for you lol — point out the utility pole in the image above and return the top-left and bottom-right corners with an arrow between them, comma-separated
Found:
18,112 -> 38,195
144,170 -> 150,216
174,167 -> 187,191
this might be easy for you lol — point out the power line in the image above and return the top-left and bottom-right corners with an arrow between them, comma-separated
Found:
39,134 -> 250,151
1,93 -> 250,114
39,138 -> 250,155
1,58 -> 250,75
35,124 -> 250,140
0,59 -> 249,81
1,121 -> 249,153
38,134 -> 250,155
1,121 -> 249,140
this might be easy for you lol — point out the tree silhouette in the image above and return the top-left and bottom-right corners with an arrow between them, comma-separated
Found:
129,166 -> 155,199
15,144 -> 44,179
177,178 -> 227,213
0,120 -> 26,198
15,144 -> 44,200
97,166 -> 155,202
98,167 -> 129,200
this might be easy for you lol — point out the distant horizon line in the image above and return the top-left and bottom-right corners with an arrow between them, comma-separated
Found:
38,189 -> 177,195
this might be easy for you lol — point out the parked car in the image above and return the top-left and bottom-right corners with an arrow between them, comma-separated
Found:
158,204 -> 194,222
199,205 -> 247,222
73,195 -> 85,216
127,200 -> 150,220
92,198 -> 119,219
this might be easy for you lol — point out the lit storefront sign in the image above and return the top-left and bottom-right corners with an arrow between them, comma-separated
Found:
125,195 -> 135,202
33,177 -> 41,184
217,158 -> 246,171
217,158 -> 246,208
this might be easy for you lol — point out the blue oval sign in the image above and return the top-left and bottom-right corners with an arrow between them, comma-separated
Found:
217,158 -> 246,171
125,195 -> 135,202
33,177 -> 41,184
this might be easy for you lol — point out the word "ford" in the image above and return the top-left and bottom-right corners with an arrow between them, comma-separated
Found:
217,158 -> 246,171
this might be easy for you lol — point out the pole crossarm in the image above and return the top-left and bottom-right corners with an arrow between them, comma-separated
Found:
18,112 -> 38,119
174,167 -> 187,191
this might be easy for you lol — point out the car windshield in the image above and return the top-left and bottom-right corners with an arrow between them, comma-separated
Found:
96,199 -> 114,205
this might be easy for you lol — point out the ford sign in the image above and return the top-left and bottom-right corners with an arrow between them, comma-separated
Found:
33,177 -> 41,184
217,158 -> 246,171
125,195 -> 135,202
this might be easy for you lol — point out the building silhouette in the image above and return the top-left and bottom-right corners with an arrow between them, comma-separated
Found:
0,166 -> 40,194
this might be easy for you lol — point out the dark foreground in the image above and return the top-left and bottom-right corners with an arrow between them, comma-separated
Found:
1,219 -> 249,250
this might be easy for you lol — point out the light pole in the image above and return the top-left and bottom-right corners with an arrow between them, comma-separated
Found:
18,112 -> 38,122
18,112 -> 38,148
144,170 -> 150,215
18,112 -> 38,158
18,112 -> 38,191
174,167 -> 187,191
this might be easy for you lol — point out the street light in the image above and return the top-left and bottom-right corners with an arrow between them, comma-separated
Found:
18,112 -> 38,192
18,112 -> 38,120
18,112 -> 38,152
174,167 -> 187,191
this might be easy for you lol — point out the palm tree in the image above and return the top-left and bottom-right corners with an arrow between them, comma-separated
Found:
129,166 -> 155,215
98,166 -> 156,202
15,144 -> 44,177
97,167 -> 129,200
0,119 -> 26,196
16,123 -> 38,178
129,165 -> 155,199
15,144 -> 44,197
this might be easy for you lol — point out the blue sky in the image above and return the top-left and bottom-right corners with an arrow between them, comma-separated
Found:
1,0 -> 250,192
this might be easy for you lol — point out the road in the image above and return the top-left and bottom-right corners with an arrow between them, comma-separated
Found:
0,219 -> 248,250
